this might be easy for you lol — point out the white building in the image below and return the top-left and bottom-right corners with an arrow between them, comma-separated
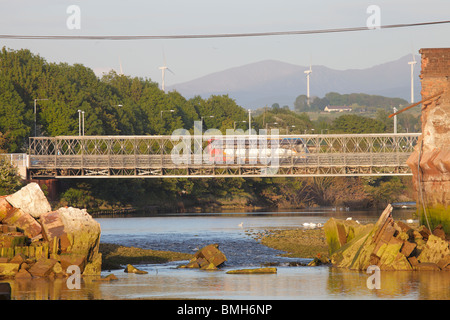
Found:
324,105 -> 352,113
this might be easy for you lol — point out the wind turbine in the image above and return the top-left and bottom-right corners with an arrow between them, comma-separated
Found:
304,64 -> 312,106
118,57 -> 124,75
159,52 -> 174,92
408,53 -> 417,103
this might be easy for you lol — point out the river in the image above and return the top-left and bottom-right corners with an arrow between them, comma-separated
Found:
5,207 -> 450,300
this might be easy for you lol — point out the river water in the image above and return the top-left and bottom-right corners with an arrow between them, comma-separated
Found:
5,207 -> 450,300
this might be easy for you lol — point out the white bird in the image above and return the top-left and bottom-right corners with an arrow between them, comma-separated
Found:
406,219 -> 414,224
346,217 -> 352,221
238,222 -> 244,228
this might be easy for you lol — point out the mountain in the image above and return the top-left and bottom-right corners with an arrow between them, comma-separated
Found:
168,55 -> 421,109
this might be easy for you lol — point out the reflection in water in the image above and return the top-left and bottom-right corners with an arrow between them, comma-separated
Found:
4,208 -> 450,300
6,266 -> 450,300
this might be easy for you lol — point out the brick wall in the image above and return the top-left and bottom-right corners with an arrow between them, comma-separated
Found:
407,48 -> 450,233
419,48 -> 450,150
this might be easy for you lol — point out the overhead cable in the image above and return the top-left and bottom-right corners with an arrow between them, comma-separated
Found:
1,20 -> 449,40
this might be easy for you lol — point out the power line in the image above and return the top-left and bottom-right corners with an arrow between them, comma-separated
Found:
1,20 -> 449,41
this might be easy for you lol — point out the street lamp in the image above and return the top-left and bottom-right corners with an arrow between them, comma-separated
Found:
82,111 -> 85,136
248,109 -> 252,135
393,107 -> 398,134
77,110 -> 84,136
34,98 -> 49,137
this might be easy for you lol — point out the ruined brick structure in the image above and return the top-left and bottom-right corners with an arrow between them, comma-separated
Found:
407,48 -> 450,233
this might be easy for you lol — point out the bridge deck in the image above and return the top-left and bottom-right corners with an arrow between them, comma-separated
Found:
27,133 -> 420,178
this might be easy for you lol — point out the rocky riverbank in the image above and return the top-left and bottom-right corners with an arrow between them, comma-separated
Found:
0,183 -> 101,280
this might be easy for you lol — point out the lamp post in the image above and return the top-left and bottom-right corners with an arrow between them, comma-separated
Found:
82,111 -> 85,136
248,109 -> 252,135
77,110 -> 83,136
34,98 -> 48,136
393,107 -> 398,134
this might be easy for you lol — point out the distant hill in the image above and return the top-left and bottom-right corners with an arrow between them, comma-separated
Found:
169,55 -> 421,109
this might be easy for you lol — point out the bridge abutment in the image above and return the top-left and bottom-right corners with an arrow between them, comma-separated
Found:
407,48 -> 450,233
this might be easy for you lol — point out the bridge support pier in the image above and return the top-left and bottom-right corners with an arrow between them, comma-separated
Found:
407,48 -> 450,234
27,178 -> 60,202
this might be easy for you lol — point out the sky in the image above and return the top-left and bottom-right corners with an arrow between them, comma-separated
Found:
0,0 -> 449,87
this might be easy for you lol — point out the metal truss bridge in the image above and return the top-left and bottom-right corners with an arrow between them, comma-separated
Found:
27,133 -> 420,179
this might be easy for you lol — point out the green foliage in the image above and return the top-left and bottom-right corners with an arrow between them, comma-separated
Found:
331,114 -> 386,133
0,158 -> 23,195
363,177 -> 405,207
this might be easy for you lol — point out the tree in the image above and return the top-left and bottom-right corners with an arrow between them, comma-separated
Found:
0,158 -> 23,195
294,95 -> 308,112
0,78 -> 30,152
331,114 -> 386,133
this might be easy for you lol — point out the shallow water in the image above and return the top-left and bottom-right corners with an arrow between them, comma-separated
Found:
5,208 -> 450,300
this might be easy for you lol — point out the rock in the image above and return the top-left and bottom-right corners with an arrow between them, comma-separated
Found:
124,264 -> 148,274
15,268 -> 32,279
5,183 -> 51,219
417,234 -> 450,264
57,207 -> 101,261
94,273 -> 118,281
82,252 -> 102,276
59,254 -> 86,273
226,267 -> 277,274
324,217 -> 373,255
417,225 -> 431,241
9,253 -> 26,264
28,258 -> 58,277
180,244 -> 227,269
39,207 -> 101,275
308,254 -> 331,266
194,244 -> 227,267
432,224 -> 446,240
0,184 -> 103,279
329,204 -> 450,272
437,255 -> 450,270
415,262 -> 441,271
0,197 -> 14,222
400,241 -> 417,257
2,208 -> 42,238
0,263 -> 20,277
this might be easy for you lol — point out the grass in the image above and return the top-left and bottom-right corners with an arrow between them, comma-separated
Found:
259,228 -> 329,259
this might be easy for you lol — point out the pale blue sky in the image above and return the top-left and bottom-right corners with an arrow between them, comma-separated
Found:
0,0 -> 449,85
